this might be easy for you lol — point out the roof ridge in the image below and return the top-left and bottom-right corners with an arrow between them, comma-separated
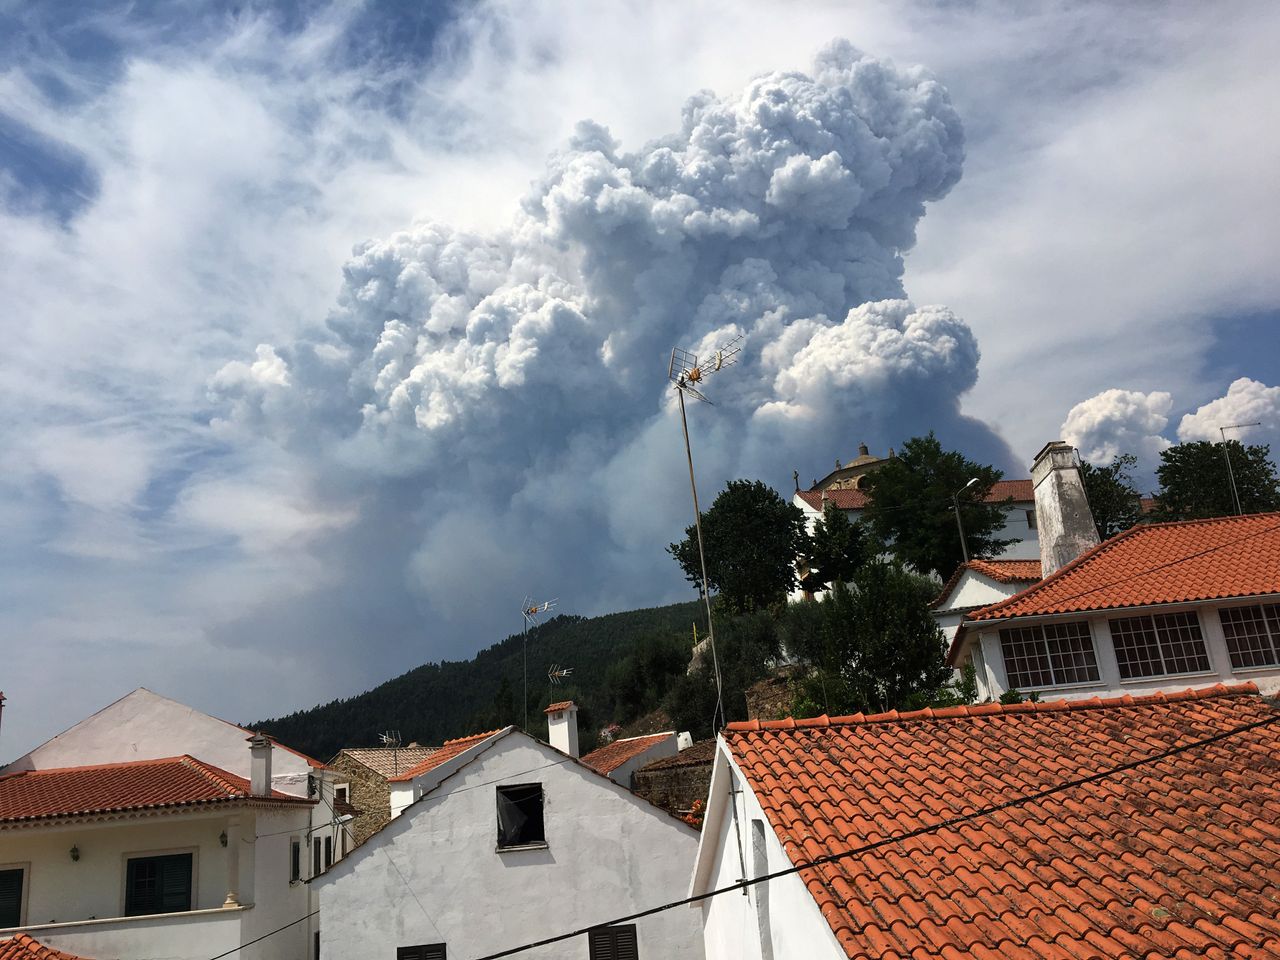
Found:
179,755 -> 250,796
441,728 -> 505,746
966,512 -> 1280,622
1,755 -> 195,778
723,682 -> 1260,732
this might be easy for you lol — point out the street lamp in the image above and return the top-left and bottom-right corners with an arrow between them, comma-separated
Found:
954,477 -> 979,563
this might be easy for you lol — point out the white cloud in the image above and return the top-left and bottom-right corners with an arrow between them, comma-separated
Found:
1060,388 -> 1173,466
1177,378 -> 1280,449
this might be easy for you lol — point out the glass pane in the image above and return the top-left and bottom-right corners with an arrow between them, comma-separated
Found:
999,626 -> 1053,688
1109,616 -> 1165,679
1042,621 -> 1101,684
1220,606 -> 1280,669
1152,612 -> 1211,674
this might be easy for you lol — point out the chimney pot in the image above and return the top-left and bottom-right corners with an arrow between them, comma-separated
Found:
544,702 -> 580,758
247,734 -> 273,796
1031,441 -> 1101,576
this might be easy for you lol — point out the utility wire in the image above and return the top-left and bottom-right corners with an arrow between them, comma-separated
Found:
471,707 -> 1280,959
205,910 -> 318,959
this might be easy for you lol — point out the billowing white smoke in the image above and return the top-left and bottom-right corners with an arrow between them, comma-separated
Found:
1060,388 -> 1173,465
1177,378 -> 1280,447
211,42 -> 999,648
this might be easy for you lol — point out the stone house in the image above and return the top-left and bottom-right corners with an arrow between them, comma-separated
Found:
327,744 -> 436,845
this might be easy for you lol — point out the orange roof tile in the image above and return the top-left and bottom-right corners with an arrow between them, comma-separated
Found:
387,730 -> 505,782
933,559 -> 1042,609
581,733 -> 673,775
798,479 -> 1033,512
723,684 -> 1280,960
0,756 -> 312,825
333,746 -> 437,779
0,934 -> 92,960
967,512 -> 1280,624
544,701 -> 576,714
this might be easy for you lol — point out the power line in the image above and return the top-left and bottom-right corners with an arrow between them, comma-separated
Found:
470,707 -> 1280,959
205,909 -> 318,960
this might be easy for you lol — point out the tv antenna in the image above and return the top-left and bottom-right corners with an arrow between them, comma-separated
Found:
667,333 -> 742,732
547,664 -> 573,686
1220,422 -> 1262,515
379,730 -> 402,775
521,596 -> 557,729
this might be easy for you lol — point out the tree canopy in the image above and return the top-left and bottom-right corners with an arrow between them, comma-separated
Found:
1080,453 -> 1143,539
668,478 -> 809,612
861,433 -> 1013,579
1152,440 -> 1280,521
800,501 -> 871,593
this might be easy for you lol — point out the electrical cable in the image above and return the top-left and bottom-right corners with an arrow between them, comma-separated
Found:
201,692 -> 1280,960
469,707 -> 1280,959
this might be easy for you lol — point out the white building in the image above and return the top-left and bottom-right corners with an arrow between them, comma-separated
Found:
315,703 -> 705,960
0,688 -> 351,959
581,731 -> 679,789
929,558 -> 1041,646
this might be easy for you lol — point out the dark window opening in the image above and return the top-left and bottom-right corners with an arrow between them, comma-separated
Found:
0,867 -> 24,928
1110,612 -> 1210,679
313,838 -> 322,877
125,853 -> 192,916
397,945 -> 446,960
588,924 -> 638,960
324,835 -> 333,869
1025,509 -> 1037,530
290,840 -> 301,882
335,785 -> 348,804
496,783 -> 545,848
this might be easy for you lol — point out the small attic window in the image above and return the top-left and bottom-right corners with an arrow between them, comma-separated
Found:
496,783 -> 545,849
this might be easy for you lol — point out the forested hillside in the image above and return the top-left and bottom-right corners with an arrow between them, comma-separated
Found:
251,601 -> 702,761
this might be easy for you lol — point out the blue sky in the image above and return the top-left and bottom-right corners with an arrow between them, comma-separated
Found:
2,0 -> 1278,757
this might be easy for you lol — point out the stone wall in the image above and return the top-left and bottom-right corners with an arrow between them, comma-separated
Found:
632,740 -> 716,821
328,755 -> 392,846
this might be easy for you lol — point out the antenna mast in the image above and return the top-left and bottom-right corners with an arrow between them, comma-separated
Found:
1219,422 -> 1262,515
379,730 -> 402,775
521,597 -> 557,729
668,334 -> 742,732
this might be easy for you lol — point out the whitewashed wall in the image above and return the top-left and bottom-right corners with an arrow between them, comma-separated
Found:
600,735 -> 679,789
932,571 -> 1030,645
318,732 -> 705,959
966,600 -> 1280,701
695,744 -> 846,960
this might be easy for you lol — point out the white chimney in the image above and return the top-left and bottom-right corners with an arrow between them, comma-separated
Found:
1031,441 -> 1101,577
677,731 -> 693,751
248,734 -> 273,796
544,702 -> 579,758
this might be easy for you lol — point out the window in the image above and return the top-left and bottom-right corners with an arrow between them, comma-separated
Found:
125,853 -> 192,916
496,784 -> 545,848
313,838 -> 322,878
0,867 -> 25,928
335,785 -> 349,804
1025,509 -> 1037,530
588,925 -> 638,960
1220,604 -> 1280,669
999,621 -> 1100,689
1109,612 -> 1211,679
290,839 -> 301,882
397,946 -> 446,960
324,836 -> 333,869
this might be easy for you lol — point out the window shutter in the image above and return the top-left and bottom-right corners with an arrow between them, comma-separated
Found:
159,854 -> 193,912
0,868 -> 23,928
589,925 -> 637,960
397,945 -> 446,960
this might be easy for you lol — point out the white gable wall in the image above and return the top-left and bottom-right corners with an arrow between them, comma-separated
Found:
601,735 -> 679,788
694,743 -> 845,960
318,732 -> 705,959
932,572 -> 1031,646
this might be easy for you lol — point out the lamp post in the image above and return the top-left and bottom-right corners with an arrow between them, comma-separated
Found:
953,477 -> 979,563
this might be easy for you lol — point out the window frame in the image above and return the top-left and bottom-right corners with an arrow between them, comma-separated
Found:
397,945 -> 446,960
0,863 -> 29,929
495,783 -> 546,851
122,849 -> 196,917
588,924 -> 639,960
1108,610 -> 1214,681
1218,603 -> 1280,671
290,838 -> 302,883
997,620 -> 1101,690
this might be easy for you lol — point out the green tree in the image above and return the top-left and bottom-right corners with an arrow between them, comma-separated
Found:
1080,453 -> 1143,539
668,479 -> 809,612
1152,440 -> 1280,521
664,610 -> 778,740
800,501 -> 871,593
861,433 -> 1013,579
787,561 -> 954,716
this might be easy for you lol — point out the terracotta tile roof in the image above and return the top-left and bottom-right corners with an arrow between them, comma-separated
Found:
0,934 -> 92,960
0,756 -> 312,824
544,701 -> 576,714
387,730 -> 505,783
724,683 -> 1280,959
933,559 -> 1043,609
966,512 -> 1280,624
637,738 -> 717,772
581,733 -> 673,775
334,746 -> 437,779
798,478 -> 1033,512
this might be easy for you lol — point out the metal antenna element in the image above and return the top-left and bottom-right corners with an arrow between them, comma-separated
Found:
379,730 -> 402,775
547,664 -> 574,686
668,333 -> 742,732
1220,422 -> 1262,515
521,597 -> 558,729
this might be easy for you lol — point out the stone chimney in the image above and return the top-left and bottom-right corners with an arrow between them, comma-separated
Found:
247,734 -> 273,796
544,702 -> 579,758
1031,441 -> 1101,577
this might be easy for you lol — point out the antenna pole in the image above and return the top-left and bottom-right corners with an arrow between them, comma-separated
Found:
1220,422 -> 1262,516
523,612 -> 528,731
677,385 -> 725,731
